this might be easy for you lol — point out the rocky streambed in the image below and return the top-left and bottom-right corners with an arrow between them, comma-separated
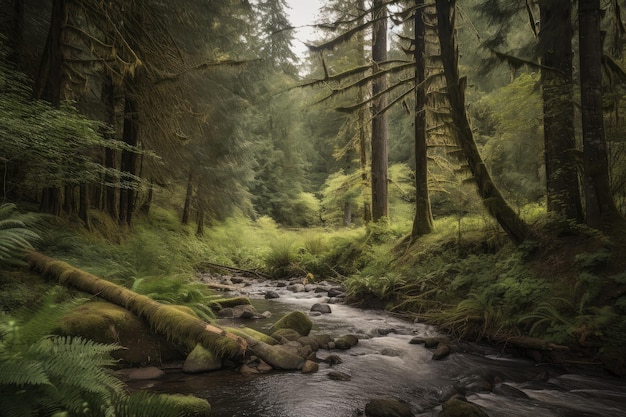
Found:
120,274 -> 626,417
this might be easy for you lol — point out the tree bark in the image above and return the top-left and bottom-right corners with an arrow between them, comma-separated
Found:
539,0 -> 583,222
435,0 -> 529,244
371,0 -> 389,222
357,0 -> 372,224
119,96 -> 139,226
182,171 -> 194,225
578,0 -> 622,227
102,75 -> 123,221
411,0 -> 434,241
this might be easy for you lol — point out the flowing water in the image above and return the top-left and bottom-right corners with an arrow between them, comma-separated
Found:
127,279 -> 626,417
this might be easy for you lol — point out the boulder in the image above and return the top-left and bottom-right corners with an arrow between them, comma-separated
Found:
310,303 -> 332,314
313,334 -> 334,349
335,334 -> 359,350
60,301 -> 184,365
245,340 -> 305,370
224,326 -> 277,346
297,336 -> 320,351
232,304 -> 258,319
183,344 -> 222,373
140,393 -> 211,417
432,344 -> 451,360
272,328 -> 302,342
287,284 -> 305,293
364,399 -> 414,417
438,398 -> 489,417
302,360 -> 319,374
264,290 -> 280,299
270,311 -> 312,336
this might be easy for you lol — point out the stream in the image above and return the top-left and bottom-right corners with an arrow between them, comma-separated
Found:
127,277 -> 626,417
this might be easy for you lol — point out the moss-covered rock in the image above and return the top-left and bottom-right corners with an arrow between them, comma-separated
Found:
439,398 -> 489,417
183,343 -> 222,373
211,297 -> 251,309
270,311 -> 312,336
225,326 -> 277,345
272,328 -> 303,342
158,394 -> 211,417
59,301 -> 185,365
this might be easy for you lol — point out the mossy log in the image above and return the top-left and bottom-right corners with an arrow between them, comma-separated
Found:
26,252 -> 247,359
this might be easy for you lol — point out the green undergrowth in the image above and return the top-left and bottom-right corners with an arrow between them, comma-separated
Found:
5,202 -> 626,360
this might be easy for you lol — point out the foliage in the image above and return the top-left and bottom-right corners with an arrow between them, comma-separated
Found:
0,203 -> 40,265
0,293 -> 209,417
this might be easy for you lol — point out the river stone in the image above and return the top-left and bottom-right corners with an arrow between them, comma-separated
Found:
121,366 -> 165,380
302,360 -> 319,373
249,340 -> 305,370
328,370 -> 351,381
432,344 -> 451,360
409,336 -> 425,345
270,311 -> 313,336
328,287 -> 344,297
313,334 -> 334,349
264,290 -> 280,299
304,284 -> 317,292
335,334 -> 359,350
232,304 -> 258,319
272,328 -> 302,342
493,383 -> 530,399
298,336 -> 320,351
364,399 -> 414,417
320,354 -> 343,365
183,344 -> 222,373
438,398 -> 489,417
311,303 -> 332,314
380,347 -> 402,357
152,393 -> 211,417
217,307 -> 235,318
287,283 -> 305,293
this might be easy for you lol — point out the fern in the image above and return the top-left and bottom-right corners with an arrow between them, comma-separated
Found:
0,203 -> 40,265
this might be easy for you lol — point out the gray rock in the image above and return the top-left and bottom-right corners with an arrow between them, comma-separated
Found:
302,360 -> 319,374
319,354 -> 343,365
311,303 -> 332,314
439,398 -> 489,417
380,348 -> 402,357
432,344 -> 451,360
287,284 -> 305,293
493,383 -> 529,399
264,290 -> 280,299
328,370 -> 351,381
233,304 -> 258,319
328,287 -> 345,297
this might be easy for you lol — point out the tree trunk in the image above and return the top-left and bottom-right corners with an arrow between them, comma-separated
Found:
411,0 -> 434,241
578,0 -> 622,227
79,183 -> 91,229
102,75 -> 123,221
539,0 -> 583,222
25,253 -> 246,357
371,0 -> 389,222
435,0 -> 529,244
343,201 -> 352,226
357,0 -> 372,224
196,205 -> 205,236
119,96 -> 139,226
182,171 -> 194,225
8,0 -> 25,68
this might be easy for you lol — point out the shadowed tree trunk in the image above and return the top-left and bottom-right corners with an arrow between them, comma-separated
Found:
411,0 -> 434,241
539,0 -> 583,222
182,171 -> 193,225
102,75 -> 123,221
578,0 -> 622,227
119,96 -> 139,226
371,0 -> 389,221
435,0 -> 529,244
357,0 -> 372,224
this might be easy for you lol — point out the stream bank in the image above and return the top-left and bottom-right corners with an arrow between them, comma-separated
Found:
125,274 -> 626,417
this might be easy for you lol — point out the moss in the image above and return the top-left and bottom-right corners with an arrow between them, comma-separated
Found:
163,394 -> 211,417
211,297 -> 251,309
0,269 -> 51,312
225,326 -> 277,345
270,311 -> 312,336
60,301 -> 184,365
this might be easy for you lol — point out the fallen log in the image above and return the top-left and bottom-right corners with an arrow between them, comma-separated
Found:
26,253 -> 248,358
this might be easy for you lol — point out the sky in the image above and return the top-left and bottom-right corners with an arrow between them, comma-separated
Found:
284,0 -> 325,56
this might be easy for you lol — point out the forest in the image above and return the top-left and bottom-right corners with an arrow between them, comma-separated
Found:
2,0 -> 626,416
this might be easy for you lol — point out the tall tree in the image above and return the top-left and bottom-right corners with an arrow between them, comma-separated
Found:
578,0 -> 622,227
411,0 -> 434,239
371,0 -> 389,221
539,0 -> 582,222
436,0 -> 529,244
